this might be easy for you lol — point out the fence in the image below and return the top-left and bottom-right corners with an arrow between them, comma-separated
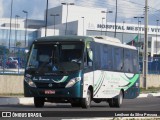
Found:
139,57 -> 160,74
0,46 -> 28,75
0,46 -> 160,75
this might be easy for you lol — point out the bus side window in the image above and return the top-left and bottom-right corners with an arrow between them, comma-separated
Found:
113,47 -> 123,71
124,49 -> 133,73
87,48 -> 93,66
85,42 -> 93,67
132,50 -> 139,73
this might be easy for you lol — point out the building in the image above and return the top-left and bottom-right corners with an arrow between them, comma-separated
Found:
0,5 -> 160,57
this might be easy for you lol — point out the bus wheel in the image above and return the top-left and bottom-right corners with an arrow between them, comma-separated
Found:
108,91 -> 123,108
114,90 -> 123,107
34,97 -> 45,108
81,89 -> 91,109
108,98 -> 115,107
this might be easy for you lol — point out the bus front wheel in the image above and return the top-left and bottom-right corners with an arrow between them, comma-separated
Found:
34,97 -> 45,108
81,89 -> 91,108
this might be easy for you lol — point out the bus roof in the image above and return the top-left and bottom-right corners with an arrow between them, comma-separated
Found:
91,36 -> 137,50
34,35 -> 137,50
35,35 -> 92,42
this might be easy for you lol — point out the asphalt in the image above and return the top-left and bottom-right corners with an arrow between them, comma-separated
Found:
0,92 -> 160,105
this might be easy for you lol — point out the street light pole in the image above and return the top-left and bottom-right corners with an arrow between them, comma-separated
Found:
139,20 -> 142,53
101,10 -> 113,36
15,15 -> 20,47
61,3 -> 74,35
134,16 -> 144,56
22,10 -> 28,48
156,20 -> 159,56
114,0 -> 117,38
50,14 -> 59,35
9,0 -> 13,48
101,18 -> 105,35
45,0 -> 49,37
122,21 -> 125,44
81,17 -> 84,36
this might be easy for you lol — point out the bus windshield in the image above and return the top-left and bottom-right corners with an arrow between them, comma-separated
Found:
26,42 -> 84,74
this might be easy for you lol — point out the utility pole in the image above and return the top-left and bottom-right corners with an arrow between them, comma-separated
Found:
101,10 -> 113,36
143,0 -> 148,89
81,17 -> 84,36
61,3 -> 74,35
114,0 -> 117,38
9,0 -> 13,48
23,10 -> 28,47
50,14 -> 59,35
45,0 -> 49,37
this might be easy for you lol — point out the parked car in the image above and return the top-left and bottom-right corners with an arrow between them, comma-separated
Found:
0,57 -> 26,69
7,57 -> 19,68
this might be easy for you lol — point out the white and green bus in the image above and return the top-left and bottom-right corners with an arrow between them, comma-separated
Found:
24,36 -> 140,108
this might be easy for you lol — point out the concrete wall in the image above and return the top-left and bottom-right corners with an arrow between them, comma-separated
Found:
140,74 -> 160,88
0,75 -> 24,94
0,74 -> 160,94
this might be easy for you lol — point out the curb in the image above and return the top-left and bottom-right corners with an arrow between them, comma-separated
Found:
138,92 -> 160,98
0,93 -> 160,105
0,97 -> 33,105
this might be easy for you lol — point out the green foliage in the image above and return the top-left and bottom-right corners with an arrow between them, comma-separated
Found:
0,45 -> 9,55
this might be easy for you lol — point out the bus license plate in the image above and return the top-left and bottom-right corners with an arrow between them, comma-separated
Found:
45,90 -> 55,94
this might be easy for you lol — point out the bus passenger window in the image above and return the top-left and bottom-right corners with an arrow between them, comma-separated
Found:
114,47 -> 123,71
87,48 -> 93,66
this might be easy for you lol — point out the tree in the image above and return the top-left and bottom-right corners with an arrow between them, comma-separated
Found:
16,41 -> 22,47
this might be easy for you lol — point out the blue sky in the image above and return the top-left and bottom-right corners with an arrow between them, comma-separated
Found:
1,0 -> 160,25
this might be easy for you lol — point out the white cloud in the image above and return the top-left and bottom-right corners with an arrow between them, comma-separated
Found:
1,0 -> 160,24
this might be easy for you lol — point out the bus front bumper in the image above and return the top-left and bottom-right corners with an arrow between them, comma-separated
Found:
24,82 -> 82,99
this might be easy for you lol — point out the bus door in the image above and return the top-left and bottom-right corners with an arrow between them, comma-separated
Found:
82,42 -> 94,98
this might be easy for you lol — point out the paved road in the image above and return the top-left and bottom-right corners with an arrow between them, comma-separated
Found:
0,97 -> 160,118
0,97 -> 160,111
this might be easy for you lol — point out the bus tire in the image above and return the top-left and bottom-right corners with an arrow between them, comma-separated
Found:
108,90 -> 123,108
34,97 -> 45,108
114,90 -> 123,107
81,89 -> 91,109
108,98 -> 115,107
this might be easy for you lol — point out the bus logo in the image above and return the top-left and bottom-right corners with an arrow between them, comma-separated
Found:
48,83 -> 53,88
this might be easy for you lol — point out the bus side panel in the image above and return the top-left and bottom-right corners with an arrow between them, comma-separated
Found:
93,71 -> 120,99
93,71 -> 140,99
82,71 -> 94,98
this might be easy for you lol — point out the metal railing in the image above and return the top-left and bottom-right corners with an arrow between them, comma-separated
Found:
0,46 -> 28,75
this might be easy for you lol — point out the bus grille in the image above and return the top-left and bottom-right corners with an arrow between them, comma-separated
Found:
35,82 -> 66,89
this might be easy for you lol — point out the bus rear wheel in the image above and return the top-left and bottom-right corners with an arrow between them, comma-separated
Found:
34,97 -> 45,108
81,89 -> 91,108
108,90 -> 123,108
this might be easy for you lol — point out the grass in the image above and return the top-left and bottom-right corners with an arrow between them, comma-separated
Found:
0,93 -> 24,97
140,87 -> 160,93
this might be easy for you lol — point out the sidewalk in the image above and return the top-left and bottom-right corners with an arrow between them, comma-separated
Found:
0,92 -> 160,105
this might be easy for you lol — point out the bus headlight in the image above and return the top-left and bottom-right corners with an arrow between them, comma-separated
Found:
65,77 -> 81,88
24,77 -> 37,88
